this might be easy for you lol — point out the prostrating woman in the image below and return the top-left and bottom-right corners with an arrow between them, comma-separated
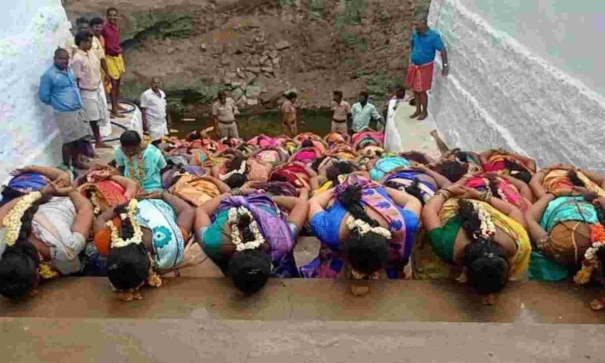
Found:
380,163 -> 452,204
420,185 -> 531,304
194,190 -> 309,294
367,155 -> 411,181
269,161 -> 319,191
0,181 -> 94,299
525,168 -> 605,281
93,191 -> 196,300
289,139 -> 324,165
77,165 -> 139,214
462,173 -> 533,211
114,130 -> 168,192
2,165 -> 72,206
303,174 -> 421,296
480,148 -> 537,183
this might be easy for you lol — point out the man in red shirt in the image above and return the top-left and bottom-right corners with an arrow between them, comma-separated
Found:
102,7 -> 126,117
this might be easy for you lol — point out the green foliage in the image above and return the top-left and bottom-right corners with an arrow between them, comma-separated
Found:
124,12 -> 194,44
340,32 -> 368,53
167,99 -> 187,118
310,0 -> 324,20
279,0 -> 298,7
366,71 -> 402,103
380,11 -> 389,25
336,0 -> 369,27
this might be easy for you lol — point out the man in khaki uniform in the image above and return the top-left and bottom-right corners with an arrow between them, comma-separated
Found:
212,91 -> 240,138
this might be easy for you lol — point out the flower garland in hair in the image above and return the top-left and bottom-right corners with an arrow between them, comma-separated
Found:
220,160 -> 246,181
3,191 -> 43,247
474,203 -> 496,240
106,199 -> 144,249
227,206 -> 265,251
346,216 -> 392,239
574,224 -> 605,285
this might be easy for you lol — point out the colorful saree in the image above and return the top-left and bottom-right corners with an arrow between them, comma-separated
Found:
383,169 -> 438,203
543,169 -> 605,198
1,172 -> 48,206
413,198 -> 531,281
270,162 -> 311,189
169,174 -> 221,206
465,175 -> 532,211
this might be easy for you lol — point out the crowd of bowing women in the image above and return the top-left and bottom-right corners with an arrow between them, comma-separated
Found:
2,128 -> 605,308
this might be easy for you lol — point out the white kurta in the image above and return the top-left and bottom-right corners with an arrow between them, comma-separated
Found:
140,88 -> 169,141
384,97 -> 404,153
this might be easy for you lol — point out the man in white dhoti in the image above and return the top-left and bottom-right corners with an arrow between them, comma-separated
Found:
71,31 -> 111,150
140,78 -> 170,145
383,86 -> 405,153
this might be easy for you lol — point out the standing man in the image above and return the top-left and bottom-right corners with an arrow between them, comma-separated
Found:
351,91 -> 383,133
63,17 -> 90,58
141,78 -> 171,145
212,90 -> 239,139
71,31 -> 111,150
383,86 -> 405,153
102,7 -> 126,118
282,90 -> 298,137
330,90 -> 351,135
39,48 -> 91,170
406,17 -> 449,121
90,17 -> 112,95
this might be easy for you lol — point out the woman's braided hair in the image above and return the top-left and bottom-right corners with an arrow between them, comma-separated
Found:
0,199 -> 45,298
338,185 -> 388,274
107,204 -> 150,291
457,199 -> 510,295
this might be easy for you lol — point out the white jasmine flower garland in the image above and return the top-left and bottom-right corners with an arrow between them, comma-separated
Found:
228,206 -> 265,251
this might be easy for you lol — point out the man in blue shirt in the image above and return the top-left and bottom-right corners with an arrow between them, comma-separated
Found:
405,18 -> 449,121
39,48 -> 91,169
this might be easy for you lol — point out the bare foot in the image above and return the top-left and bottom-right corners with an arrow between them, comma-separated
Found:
350,284 -> 370,296
110,112 -> 119,119
417,113 -> 428,121
96,142 -> 113,149
117,104 -> 127,112
409,111 -> 421,119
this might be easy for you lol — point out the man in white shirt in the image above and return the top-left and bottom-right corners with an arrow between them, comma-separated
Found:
212,90 -> 240,138
384,87 -> 405,152
351,91 -> 383,133
140,78 -> 170,145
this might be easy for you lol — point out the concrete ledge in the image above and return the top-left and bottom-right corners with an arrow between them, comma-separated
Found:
2,278 -> 604,324
0,318 -> 602,363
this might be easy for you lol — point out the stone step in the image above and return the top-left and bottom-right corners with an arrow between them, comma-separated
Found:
2,278 -> 603,324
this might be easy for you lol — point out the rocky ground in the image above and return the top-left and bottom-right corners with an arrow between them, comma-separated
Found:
66,0 -> 431,119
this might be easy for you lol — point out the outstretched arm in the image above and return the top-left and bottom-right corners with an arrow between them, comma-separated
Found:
194,193 -> 230,231
525,194 -> 554,243
529,170 -> 548,199
162,192 -> 195,233
12,165 -> 71,187
272,195 -> 309,233
110,175 -> 139,199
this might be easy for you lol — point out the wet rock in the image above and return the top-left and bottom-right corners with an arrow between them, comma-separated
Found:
269,49 -> 278,59
275,41 -> 291,50
259,55 -> 269,64
224,72 -> 237,82
246,98 -> 259,106
220,56 -> 231,65
272,57 -> 281,65
246,67 -> 261,74
236,96 -> 247,108
200,42 -> 207,51
261,66 -> 274,74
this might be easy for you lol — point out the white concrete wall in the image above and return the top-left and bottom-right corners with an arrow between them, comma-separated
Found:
428,0 -> 605,172
0,0 -> 73,182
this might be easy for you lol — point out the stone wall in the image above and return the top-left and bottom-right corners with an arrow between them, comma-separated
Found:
66,0 -> 432,115
0,0 -> 72,182
428,0 -> 605,172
